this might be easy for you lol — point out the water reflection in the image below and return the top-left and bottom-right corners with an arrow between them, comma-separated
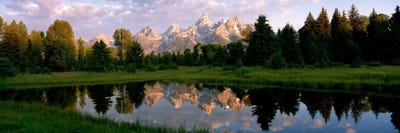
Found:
1,81 -> 399,132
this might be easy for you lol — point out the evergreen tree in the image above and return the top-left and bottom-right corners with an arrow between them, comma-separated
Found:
389,6 -> 400,61
299,13 -> 320,65
348,5 -> 368,60
126,41 -> 144,67
213,45 -> 228,66
113,28 -> 133,62
280,24 -> 303,67
200,44 -> 217,65
192,43 -> 201,65
314,8 -> 332,66
367,9 -> 390,61
0,57 -> 18,77
331,9 -> 360,63
183,49 -> 193,66
88,40 -> 112,72
227,40 -> 246,66
245,15 -> 276,66
44,20 -> 76,71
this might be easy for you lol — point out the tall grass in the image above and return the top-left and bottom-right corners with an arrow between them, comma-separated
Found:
0,101 -> 209,133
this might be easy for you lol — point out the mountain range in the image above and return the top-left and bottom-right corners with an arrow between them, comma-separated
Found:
89,15 -> 253,54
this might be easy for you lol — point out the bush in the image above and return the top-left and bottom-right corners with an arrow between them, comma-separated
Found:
391,58 -> 400,65
365,61 -> 382,67
125,64 -> 137,73
41,67 -> 52,74
268,52 -> 287,69
350,58 -> 362,68
0,58 -> 18,77
158,63 -> 178,70
145,63 -> 157,72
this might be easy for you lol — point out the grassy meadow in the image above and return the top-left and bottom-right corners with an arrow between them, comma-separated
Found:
1,66 -> 399,91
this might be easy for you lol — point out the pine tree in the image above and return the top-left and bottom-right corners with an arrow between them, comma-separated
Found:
389,6 -> 400,61
227,40 -> 246,66
126,41 -> 144,67
280,24 -> 304,67
367,9 -> 390,61
245,15 -> 276,66
348,5 -> 368,62
314,8 -> 331,66
88,40 -> 112,72
299,13 -> 320,65
331,9 -> 358,63
183,49 -> 192,66
213,45 -> 228,66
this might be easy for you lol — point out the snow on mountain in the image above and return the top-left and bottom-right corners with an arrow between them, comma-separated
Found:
158,23 -> 182,52
132,26 -> 162,54
131,15 -> 253,54
88,33 -> 113,47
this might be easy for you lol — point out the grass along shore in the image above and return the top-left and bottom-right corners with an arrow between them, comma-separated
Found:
1,66 -> 400,90
0,101 -> 208,133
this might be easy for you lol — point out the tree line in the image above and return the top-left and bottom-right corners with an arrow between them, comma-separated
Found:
0,5 -> 399,76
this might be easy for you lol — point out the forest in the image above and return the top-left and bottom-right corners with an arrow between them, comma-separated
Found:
0,5 -> 399,77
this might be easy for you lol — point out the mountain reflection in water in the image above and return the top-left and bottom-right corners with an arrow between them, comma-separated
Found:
1,81 -> 399,132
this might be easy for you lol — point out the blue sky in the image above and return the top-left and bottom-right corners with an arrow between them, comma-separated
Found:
0,0 -> 398,40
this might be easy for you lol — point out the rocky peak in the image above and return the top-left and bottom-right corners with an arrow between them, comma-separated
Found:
138,25 -> 161,39
226,16 -> 241,26
195,14 -> 213,27
89,33 -> 112,47
164,23 -> 181,36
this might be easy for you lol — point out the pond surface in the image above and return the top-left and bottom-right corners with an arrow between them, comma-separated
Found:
1,81 -> 399,132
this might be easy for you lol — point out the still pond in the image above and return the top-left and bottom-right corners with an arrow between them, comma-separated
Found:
1,81 -> 399,132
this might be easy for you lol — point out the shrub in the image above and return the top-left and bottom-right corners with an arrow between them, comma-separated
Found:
158,63 -> 178,70
268,52 -> 287,69
145,63 -> 157,72
125,64 -> 137,73
0,58 -> 18,77
350,58 -> 362,68
391,58 -> 400,65
365,61 -> 382,67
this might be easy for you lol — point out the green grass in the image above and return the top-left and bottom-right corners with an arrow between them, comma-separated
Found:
0,101 -> 209,133
1,66 -> 400,91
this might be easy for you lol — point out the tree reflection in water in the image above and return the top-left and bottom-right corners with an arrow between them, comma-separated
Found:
1,82 -> 400,132
87,84 -> 114,115
248,89 -> 279,131
115,82 -> 145,114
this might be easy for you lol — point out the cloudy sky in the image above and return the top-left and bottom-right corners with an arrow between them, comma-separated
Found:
0,0 -> 398,40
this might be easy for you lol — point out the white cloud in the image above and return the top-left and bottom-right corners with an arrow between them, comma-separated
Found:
311,0 -> 322,4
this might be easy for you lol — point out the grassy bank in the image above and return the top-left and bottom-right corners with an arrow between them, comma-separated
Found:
0,101 -> 208,133
1,66 -> 400,90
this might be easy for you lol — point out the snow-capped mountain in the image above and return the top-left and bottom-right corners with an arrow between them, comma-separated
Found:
132,26 -> 162,54
88,33 -> 113,47
130,15 -> 254,54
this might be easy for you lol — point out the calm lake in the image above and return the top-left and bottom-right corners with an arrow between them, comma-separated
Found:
1,81 -> 399,132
